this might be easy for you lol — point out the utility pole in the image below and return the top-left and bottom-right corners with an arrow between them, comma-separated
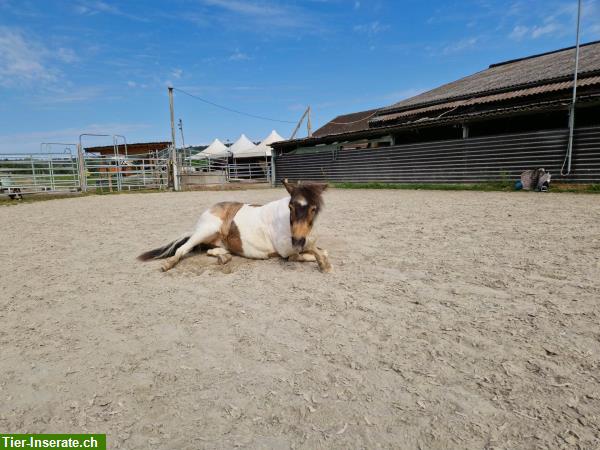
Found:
290,106 -> 312,140
178,118 -> 186,149
168,86 -> 179,190
178,118 -> 186,161
562,0 -> 582,176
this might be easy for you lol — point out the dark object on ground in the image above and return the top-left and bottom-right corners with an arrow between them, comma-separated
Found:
519,168 -> 551,192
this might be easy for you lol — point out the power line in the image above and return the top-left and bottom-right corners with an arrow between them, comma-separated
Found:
172,87 -> 296,124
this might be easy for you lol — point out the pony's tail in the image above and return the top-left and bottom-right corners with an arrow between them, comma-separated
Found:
137,235 -> 190,261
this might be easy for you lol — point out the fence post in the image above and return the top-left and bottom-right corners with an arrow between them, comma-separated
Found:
31,158 -> 37,190
77,144 -> 87,192
271,153 -> 276,187
49,158 -> 55,191
142,158 -> 146,186
171,145 -> 180,191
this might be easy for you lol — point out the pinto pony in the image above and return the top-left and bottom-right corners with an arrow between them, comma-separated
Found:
138,180 -> 332,273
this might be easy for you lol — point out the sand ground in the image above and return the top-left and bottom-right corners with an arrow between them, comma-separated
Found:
1,188 -> 599,449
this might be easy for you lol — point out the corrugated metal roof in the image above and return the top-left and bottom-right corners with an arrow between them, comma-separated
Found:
272,41 -> 600,149
371,76 -> 600,124
312,109 -> 380,137
84,141 -> 171,154
271,93 -> 600,150
383,40 -> 600,113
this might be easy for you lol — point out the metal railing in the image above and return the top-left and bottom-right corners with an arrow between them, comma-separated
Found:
177,156 -> 229,187
228,161 -> 272,183
1,145 -> 273,198
177,155 -> 273,187
83,152 -> 169,191
0,152 -> 80,197
182,156 -> 229,173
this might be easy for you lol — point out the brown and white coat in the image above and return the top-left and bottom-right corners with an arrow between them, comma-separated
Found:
138,181 -> 332,272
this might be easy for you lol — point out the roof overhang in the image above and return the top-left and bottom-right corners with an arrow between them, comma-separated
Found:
271,93 -> 600,151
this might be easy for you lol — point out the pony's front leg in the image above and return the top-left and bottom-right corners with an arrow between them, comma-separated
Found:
288,253 -> 317,262
296,238 -> 332,273
307,246 -> 333,273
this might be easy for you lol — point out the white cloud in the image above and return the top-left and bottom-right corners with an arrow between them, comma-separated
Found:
202,0 -> 282,17
509,25 -> 529,40
0,123 -> 152,153
198,0 -> 319,32
0,26 -> 59,87
531,22 -> 561,38
229,50 -> 251,61
588,21 -> 600,38
442,37 -> 479,55
57,47 -> 78,63
0,0 -> 41,17
126,80 -> 149,89
35,86 -> 105,104
171,68 -> 183,79
353,21 -> 389,36
507,0 -> 598,41
74,1 -> 148,22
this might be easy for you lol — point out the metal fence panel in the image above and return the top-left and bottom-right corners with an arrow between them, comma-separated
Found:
274,126 -> 600,184
84,153 -> 169,191
178,157 -> 229,187
0,152 -> 80,196
228,161 -> 272,183
177,157 -> 273,188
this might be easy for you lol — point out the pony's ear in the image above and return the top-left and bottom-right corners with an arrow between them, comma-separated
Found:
281,178 -> 294,194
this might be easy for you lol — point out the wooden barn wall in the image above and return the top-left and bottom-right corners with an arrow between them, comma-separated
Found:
274,126 -> 600,184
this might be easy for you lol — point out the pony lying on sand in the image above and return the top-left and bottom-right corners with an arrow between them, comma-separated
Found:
138,179 -> 332,273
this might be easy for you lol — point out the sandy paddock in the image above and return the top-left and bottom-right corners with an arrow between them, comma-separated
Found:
1,188 -> 599,449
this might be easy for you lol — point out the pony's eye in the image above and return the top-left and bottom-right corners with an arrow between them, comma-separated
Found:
310,206 -> 316,213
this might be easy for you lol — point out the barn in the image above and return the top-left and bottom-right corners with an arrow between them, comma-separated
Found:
272,41 -> 600,184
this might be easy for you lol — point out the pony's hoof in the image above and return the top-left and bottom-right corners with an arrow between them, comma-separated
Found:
217,254 -> 232,265
319,263 -> 333,273
161,261 -> 173,272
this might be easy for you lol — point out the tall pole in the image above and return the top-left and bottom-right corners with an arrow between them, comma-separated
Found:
169,87 -> 176,148
178,118 -> 186,149
178,118 -> 186,161
289,106 -> 310,140
562,0 -> 582,176
168,87 -> 179,190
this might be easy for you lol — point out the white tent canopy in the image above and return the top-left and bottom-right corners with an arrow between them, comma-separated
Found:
189,131 -> 284,160
253,130 -> 284,157
229,134 -> 258,158
190,138 -> 229,159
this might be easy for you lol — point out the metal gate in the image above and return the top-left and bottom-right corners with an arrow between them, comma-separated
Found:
228,160 -> 272,183
0,151 -> 80,197
177,155 -> 273,187
83,152 -> 169,192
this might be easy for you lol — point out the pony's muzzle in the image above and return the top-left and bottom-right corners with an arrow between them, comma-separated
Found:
292,237 -> 306,249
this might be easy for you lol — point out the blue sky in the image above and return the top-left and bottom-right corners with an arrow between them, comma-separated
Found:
1,0 -> 599,152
